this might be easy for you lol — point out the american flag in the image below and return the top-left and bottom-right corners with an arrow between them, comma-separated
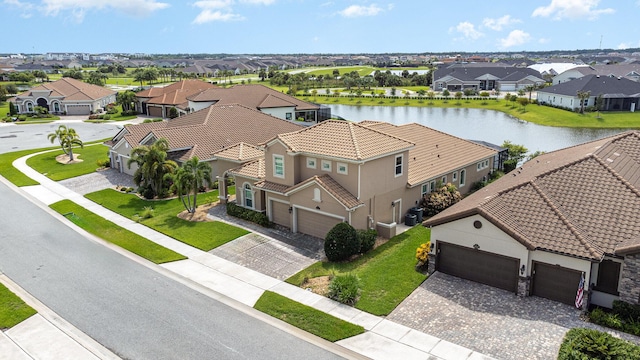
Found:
575,273 -> 585,309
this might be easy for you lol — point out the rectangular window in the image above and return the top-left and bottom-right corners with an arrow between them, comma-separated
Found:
273,154 -> 284,178
477,159 -> 489,171
460,169 -> 466,187
337,162 -> 348,175
441,176 -> 446,184
596,260 -> 621,295
421,184 -> 428,198
321,160 -> 331,172
307,157 -> 316,169
395,155 -> 403,177
286,112 -> 292,120
452,171 -> 458,182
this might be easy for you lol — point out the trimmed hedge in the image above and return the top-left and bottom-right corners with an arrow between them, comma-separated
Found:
357,229 -> 377,254
558,328 -> 640,360
226,202 -> 272,227
589,301 -> 640,336
324,222 -> 359,262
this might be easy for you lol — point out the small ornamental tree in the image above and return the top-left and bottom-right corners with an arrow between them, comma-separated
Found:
168,107 -> 178,119
324,222 -> 359,262
421,183 -> 462,217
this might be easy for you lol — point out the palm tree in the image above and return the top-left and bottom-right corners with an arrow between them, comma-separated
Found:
577,90 -> 591,114
47,125 -> 83,161
168,156 -> 212,214
127,138 -> 178,198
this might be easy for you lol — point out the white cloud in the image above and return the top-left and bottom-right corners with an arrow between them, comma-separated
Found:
450,21 -> 484,40
617,42 -> 631,50
499,29 -> 531,48
192,0 -> 273,24
4,0 -> 34,17
338,4 -> 383,17
482,15 -> 520,31
239,0 -> 274,4
532,0 -> 614,20
192,9 -> 244,23
193,0 -> 233,9
538,38 -> 550,44
41,0 -> 169,19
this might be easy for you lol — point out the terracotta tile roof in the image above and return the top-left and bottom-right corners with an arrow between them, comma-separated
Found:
271,120 -> 415,161
187,84 -> 318,111
362,122 -> 498,186
228,159 -> 265,180
253,180 -> 290,193
120,103 -> 303,162
285,174 -> 363,210
213,142 -> 264,162
138,80 -> 217,108
16,77 -> 115,101
425,131 -> 640,260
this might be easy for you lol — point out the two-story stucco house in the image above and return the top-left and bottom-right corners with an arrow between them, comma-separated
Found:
225,120 -> 498,239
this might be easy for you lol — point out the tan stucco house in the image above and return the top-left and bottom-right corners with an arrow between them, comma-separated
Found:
225,120 -> 498,239
135,79 -> 217,118
12,77 -> 116,115
424,130 -> 640,309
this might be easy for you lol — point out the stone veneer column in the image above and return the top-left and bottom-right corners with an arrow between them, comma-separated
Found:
620,254 -> 640,305
517,277 -> 530,297
427,253 -> 436,274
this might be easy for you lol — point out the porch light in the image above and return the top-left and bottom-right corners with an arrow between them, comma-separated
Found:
473,244 -> 480,250
520,264 -> 526,275
288,207 -> 293,214
391,202 -> 395,207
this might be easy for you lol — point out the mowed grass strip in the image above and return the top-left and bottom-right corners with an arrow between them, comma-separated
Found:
26,144 -> 110,181
287,226 -> 429,316
50,200 -> 186,264
85,188 -> 247,251
0,283 -> 37,330
0,148 -> 49,186
254,291 -> 364,342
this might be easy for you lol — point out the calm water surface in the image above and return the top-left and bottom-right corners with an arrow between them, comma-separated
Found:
330,104 -> 627,153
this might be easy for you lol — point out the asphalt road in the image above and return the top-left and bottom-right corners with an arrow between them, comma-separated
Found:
0,181 -> 345,360
0,121 -> 122,153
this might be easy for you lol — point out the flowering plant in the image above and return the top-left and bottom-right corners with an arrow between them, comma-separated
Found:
415,242 -> 430,264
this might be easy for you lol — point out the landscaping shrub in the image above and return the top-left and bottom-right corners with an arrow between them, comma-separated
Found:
328,274 -> 360,305
226,202 -> 272,227
415,242 -> 430,265
357,229 -> 377,254
558,328 -> 640,360
96,158 -> 110,168
613,300 -> 640,322
590,308 -> 623,329
139,185 -> 155,200
324,222 -> 359,262
589,301 -> 640,336
102,114 -> 111,120
421,183 -> 462,217
140,206 -> 155,219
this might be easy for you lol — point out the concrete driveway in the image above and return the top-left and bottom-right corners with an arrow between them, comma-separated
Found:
387,272 -> 640,360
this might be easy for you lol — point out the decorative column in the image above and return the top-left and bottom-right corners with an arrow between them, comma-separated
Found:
517,277 -> 530,298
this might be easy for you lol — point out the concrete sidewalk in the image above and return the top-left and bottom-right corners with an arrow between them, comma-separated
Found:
11,151 -> 494,360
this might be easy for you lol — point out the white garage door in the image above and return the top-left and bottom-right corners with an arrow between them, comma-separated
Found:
296,208 -> 343,239
66,104 -> 91,115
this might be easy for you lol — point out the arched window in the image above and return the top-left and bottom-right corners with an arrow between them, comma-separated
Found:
52,102 -> 60,113
313,188 -> 321,202
244,183 -> 253,209
26,102 -> 33,112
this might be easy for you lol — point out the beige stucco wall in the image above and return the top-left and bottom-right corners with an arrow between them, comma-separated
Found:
261,106 -> 296,121
264,141 -> 297,187
295,155 -> 359,196
235,175 -> 264,211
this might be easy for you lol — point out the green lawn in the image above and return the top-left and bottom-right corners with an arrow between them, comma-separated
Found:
26,144 -> 110,181
254,291 -> 364,342
0,283 -> 37,330
287,226 -> 429,316
303,94 -> 640,129
0,148 -> 53,186
85,188 -> 247,251
50,200 -> 186,264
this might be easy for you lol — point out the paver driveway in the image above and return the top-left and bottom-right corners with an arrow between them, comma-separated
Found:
388,272 -> 640,360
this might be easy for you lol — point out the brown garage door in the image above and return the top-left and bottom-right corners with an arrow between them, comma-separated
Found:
271,201 -> 291,228
296,209 -> 343,239
66,104 -> 91,115
531,262 -> 582,305
436,242 -> 519,293
148,106 -> 163,117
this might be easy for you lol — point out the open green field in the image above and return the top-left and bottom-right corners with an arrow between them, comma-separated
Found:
0,283 -> 37,330
26,144 -> 109,181
287,226 -> 429,316
50,200 -> 186,264
85,188 -> 246,251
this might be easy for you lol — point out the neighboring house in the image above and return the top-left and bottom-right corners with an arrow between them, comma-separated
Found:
134,79 -> 217,118
432,65 -> 545,92
424,131 -> 640,309
225,120 -> 497,239
107,103 -> 304,179
11,77 -> 116,115
537,74 -> 640,111
187,84 -> 331,123
179,64 -> 215,78
553,64 -> 640,85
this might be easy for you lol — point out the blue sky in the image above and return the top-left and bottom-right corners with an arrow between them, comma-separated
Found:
2,0 -> 639,54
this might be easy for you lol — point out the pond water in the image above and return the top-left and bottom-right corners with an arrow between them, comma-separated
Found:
330,104 -> 627,153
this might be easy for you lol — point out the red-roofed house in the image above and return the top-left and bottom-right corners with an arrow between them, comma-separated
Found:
135,79 -> 217,118
424,131 -> 640,308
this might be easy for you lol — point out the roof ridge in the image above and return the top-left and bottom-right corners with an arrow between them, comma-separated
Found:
348,123 -> 362,160
592,152 -> 640,197
530,181 -> 603,259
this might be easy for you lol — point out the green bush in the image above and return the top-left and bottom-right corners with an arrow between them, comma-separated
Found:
328,274 -> 360,305
357,229 -> 377,254
140,206 -> 155,219
590,301 -> 640,336
558,328 -> 640,360
324,222 -> 359,262
96,158 -> 110,168
226,202 -> 272,227
102,114 -> 111,120
590,308 -> 623,329
613,300 -> 640,322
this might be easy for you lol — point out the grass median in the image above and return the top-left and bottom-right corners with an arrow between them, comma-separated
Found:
0,283 -> 37,330
26,144 -> 110,181
85,188 -> 247,251
287,226 -> 429,316
254,291 -> 364,342
50,199 -> 186,264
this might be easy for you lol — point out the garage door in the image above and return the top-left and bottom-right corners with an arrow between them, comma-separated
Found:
436,242 -> 519,292
271,201 -> 291,228
148,106 -> 163,117
296,208 -> 343,239
66,104 -> 91,115
531,262 -> 582,305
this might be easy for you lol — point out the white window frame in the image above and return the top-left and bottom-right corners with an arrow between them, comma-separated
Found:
273,154 -> 285,178
421,184 -> 428,198
460,169 -> 466,187
306,157 -> 316,169
477,159 -> 489,171
337,162 -> 348,175
321,160 -> 331,172
441,176 -> 447,184
452,171 -> 458,182
243,183 -> 254,209
313,188 -> 321,202
394,154 -> 403,177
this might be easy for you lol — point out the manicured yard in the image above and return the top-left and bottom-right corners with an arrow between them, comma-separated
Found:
50,200 -> 186,264
0,283 -> 37,330
254,291 -> 364,342
0,148 -> 57,186
26,144 -> 110,181
85,188 -> 246,251
287,226 -> 429,316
